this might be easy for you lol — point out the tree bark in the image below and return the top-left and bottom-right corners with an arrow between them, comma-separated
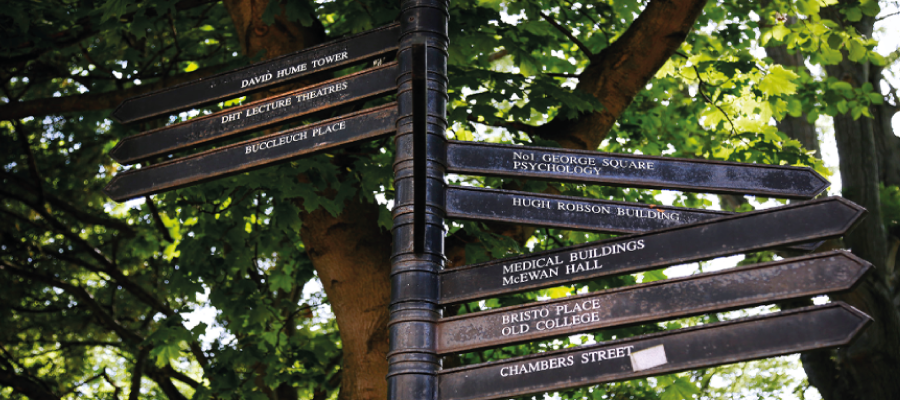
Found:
536,0 -> 709,150
299,198 -> 392,400
218,1 -> 392,399
799,6 -> 900,400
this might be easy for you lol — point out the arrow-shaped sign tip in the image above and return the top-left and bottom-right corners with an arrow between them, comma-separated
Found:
831,301 -> 874,344
807,168 -> 831,198
103,178 -> 128,203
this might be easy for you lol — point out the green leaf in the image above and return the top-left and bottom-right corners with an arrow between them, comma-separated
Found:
848,40 -> 867,62
867,92 -> 885,105
787,98 -> 803,117
820,46 -> 843,64
270,271 -> 293,293
771,25 -> 791,42
830,81 -> 853,92
759,65 -> 799,96
101,0 -> 130,23
860,0 -> 880,17
826,33 -> 843,50
642,269 -> 667,283
836,100 -> 848,114
150,344 -> 183,367
844,7 -> 862,22
660,376 -> 700,400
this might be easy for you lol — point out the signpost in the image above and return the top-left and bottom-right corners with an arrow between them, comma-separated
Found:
104,104 -> 397,201
446,186 -> 731,234
110,62 -> 398,164
446,141 -> 829,199
440,196 -> 865,304
103,3 -> 874,400
112,23 -> 400,123
437,250 -> 869,353
437,303 -> 871,400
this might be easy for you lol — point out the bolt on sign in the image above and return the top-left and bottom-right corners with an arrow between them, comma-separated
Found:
104,3 -> 874,400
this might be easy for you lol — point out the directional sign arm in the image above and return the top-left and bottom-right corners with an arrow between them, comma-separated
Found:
438,303 -> 871,400
110,62 -> 398,165
436,250 -> 870,354
446,141 -> 830,199
445,186 -> 731,234
112,23 -> 401,124
439,196 -> 866,304
104,104 -> 397,202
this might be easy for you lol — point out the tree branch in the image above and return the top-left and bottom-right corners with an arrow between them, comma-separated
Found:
11,122 -> 45,204
466,115 -> 538,136
145,367 -> 189,400
128,347 -> 149,400
145,196 -> 175,243
0,63 -> 226,121
0,368 -> 60,400
535,0 -> 709,150
2,202 -> 178,325
539,11 -> 596,59
2,0 -> 221,69
0,259 -> 144,344
0,174 -> 136,236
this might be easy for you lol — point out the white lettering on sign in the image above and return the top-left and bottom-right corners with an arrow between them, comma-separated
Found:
616,207 -> 680,221
295,81 -> 349,102
556,202 -> 612,214
602,158 -> 655,170
499,239 -> 646,287
495,298 -> 608,338
239,97 -> 293,121
310,51 -> 349,68
276,63 -> 308,79
581,345 -> 635,364
630,345 -> 667,371
221,111 -> 242,124
241,73 -> 273,88
244,121 -> 347,155
511,151 -> 655,175
512,197 -> 551,209
242,52 -> 350,88
500,356 -> 575,377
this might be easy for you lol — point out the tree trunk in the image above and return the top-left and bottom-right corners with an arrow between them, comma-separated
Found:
799,6 -> 900,400
220,1 -> 393,399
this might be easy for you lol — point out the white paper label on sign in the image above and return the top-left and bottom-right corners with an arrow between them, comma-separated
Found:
630,344 -> 668,371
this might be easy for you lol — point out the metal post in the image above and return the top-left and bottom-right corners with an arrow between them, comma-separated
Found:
388,0 -> 448,399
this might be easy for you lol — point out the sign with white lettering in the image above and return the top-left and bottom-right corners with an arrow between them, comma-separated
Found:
445,186 -> 731,234
436,251 -> 869,353
112,23 -> 400,123
446,141 -> 830,199
440,196 -> 865,304
104,104 -> 397,202
438,303 -> 870,400
110,62 -> 398,164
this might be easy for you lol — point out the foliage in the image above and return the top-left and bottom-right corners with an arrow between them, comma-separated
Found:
1,0 -> 896,399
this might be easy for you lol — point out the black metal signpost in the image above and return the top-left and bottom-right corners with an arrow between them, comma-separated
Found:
104,104 -> 397,201
438,303 -> 871,400
387,1 -> 448,398
440,196 -> 865,304
437,251 -> 870,354
446,141 -> 829,198
110,63 -> 398,164
112,23 -> 400,123
103,3 -> 875,400
446,186 -> 731,233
